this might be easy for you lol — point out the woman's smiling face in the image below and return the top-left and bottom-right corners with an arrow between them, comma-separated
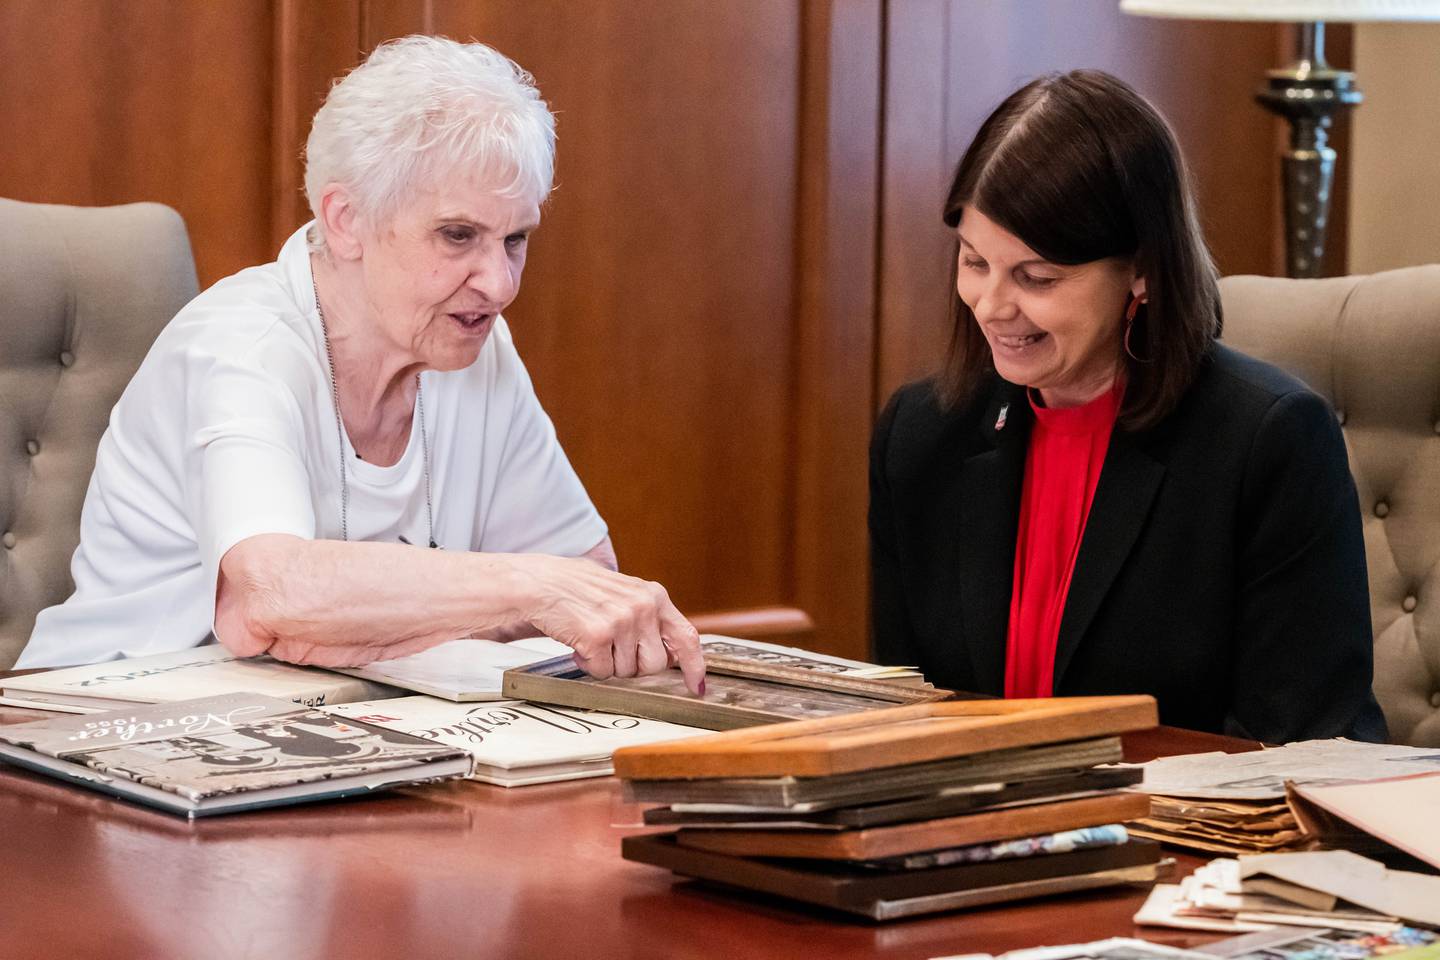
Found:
955,206 -> 1144,408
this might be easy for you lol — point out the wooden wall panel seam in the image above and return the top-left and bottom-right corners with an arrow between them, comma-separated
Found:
871,0 -> 891,431
793,0 -> 884,659
783,0 -> 809,610
271,0 -> 299,256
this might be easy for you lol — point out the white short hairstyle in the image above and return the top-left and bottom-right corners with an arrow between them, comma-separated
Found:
304,35 -> 555,254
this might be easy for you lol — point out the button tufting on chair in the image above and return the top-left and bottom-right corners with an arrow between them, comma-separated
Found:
0,198 -> 197,668
1222,265 -> 1440,746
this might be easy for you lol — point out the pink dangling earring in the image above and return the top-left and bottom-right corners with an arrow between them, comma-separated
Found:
1124,295 -> 1150,363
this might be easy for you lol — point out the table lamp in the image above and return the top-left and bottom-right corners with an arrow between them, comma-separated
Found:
1120,0 -> 1440,278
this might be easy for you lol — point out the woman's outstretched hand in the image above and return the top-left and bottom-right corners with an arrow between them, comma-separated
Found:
215,535 -> 706,696
508,554 -> 706,696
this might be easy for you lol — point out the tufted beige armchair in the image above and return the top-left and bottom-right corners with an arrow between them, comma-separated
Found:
0,198 -> 198,669
1221,266 -> 1440,747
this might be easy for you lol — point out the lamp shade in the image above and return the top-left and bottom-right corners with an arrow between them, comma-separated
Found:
1120,0 -> 1440,20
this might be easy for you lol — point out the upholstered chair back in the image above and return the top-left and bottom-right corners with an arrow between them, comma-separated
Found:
0,199 -> 197,668
1220,266 -> 1440,746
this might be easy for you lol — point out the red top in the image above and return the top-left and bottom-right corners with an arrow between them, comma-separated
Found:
1004,380 -> 1123,699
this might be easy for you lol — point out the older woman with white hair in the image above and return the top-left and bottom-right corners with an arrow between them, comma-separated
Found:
20,36 -> 706,695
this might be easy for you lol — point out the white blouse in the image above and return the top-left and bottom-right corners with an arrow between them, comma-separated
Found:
20,224 -> 606,668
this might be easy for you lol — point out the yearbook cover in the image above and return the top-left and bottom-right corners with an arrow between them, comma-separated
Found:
0,693 -> 470,817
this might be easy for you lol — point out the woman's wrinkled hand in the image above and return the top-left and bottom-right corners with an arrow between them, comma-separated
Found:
508,554 -> 706,696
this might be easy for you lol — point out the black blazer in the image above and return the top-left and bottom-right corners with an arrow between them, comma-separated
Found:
870,343 -> 1387,743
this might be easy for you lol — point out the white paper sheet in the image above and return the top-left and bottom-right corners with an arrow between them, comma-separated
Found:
1239,849 -> 1440,927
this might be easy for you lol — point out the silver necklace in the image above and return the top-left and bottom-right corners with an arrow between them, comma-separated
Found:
313,286 -> 438,548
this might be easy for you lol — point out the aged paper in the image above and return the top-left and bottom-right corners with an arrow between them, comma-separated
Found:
1121,740 -> 1440,800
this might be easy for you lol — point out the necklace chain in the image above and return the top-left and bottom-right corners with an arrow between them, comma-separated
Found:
313,285 -> 437,548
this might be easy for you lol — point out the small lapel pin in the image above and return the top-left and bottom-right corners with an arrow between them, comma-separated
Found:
995,402 -> 1009,432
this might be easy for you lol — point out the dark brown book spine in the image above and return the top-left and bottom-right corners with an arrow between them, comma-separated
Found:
673,793 -> 1153,860
621,833 -> 1161,909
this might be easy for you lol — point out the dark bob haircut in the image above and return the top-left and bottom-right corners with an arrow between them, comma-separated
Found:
941,70 -> 1220,431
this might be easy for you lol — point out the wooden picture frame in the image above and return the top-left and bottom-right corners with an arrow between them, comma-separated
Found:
622,737 -> 1127,809
672,792 -> 1153,860
611,695 -> 1158,780
500,654 -> 950,732
621,833 -> 1165,920
641,767 -> 1145,829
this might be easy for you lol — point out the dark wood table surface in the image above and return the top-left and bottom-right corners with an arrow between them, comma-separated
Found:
0,686 -> 1257,960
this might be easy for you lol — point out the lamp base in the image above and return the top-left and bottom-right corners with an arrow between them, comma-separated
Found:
1255,64 -> 1363,278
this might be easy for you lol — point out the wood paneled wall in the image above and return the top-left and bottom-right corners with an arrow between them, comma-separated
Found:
0,1 -> 1309,661
0,0 -> 273,288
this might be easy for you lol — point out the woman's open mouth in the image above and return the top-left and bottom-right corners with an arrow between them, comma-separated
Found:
450,312 -> 493,333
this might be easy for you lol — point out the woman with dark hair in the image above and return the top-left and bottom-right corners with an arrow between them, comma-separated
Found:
870,70 -> 1386,743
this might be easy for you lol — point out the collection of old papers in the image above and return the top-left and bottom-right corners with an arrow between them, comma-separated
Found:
943,849 -> 1440,960
1118,739 -> 1440,857
1134,850 -> 1440,932
933,926 -> 1440,960
1126,794 -> 1304,855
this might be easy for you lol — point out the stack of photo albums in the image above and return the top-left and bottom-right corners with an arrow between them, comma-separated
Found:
616,696 -> 1167,920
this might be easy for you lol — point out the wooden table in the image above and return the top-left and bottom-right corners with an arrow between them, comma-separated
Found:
0,693 -> 1255,960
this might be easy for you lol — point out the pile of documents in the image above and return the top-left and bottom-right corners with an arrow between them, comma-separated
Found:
1126,795 -> 1305,855
1120,740 -> 1440,857
1134,850 -> 1440,933
616,696 -> 1168,920
930,926 -> 1439,960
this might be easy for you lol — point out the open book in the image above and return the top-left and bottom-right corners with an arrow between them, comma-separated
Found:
0,645 -> 400,714
0,693 -> 470,817
329,636 -> 571,701
324,695 -> 703,786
